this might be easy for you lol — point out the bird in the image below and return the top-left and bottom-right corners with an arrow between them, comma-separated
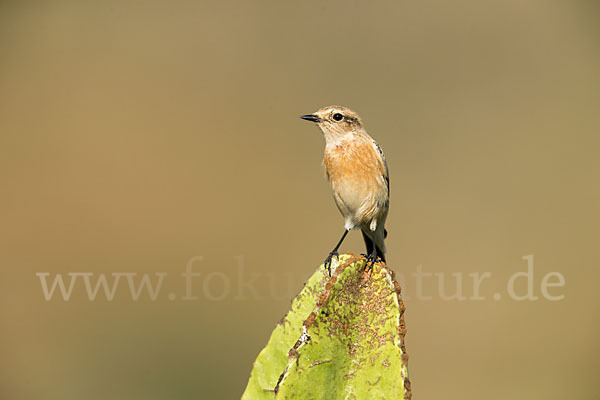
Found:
300,105 -> 389,275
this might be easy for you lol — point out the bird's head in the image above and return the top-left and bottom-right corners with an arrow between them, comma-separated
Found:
300,105 -> 364,141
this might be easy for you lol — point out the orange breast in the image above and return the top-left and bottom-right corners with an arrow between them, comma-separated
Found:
324,140 -> 386,190
323,139 -> 388,220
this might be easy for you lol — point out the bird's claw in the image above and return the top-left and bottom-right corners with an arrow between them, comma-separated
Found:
364,252 -> 381,272
323,251 -> 339,276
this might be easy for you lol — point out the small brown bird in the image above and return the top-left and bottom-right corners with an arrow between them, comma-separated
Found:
301,105 -> 389,274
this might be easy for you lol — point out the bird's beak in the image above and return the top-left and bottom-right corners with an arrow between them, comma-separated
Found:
300,114 -> 321,123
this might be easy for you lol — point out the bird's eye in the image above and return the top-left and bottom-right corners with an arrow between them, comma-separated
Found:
332,113 -> 343,122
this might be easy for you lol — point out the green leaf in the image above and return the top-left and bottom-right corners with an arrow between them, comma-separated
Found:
241,254 -> 411,400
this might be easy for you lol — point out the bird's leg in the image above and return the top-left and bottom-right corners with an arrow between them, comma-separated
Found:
365,230 -> 381,272
360,230 -> 374,260
365,247 -> 379,272
324,229 -> 349,276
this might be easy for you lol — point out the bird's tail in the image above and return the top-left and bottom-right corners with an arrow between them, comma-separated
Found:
361,228 -> 387,263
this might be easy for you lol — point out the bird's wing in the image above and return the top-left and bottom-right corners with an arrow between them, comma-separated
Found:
371,140 -> 389,193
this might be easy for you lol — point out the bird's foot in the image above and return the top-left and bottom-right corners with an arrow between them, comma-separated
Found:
364,252 -> 381,272
323,251 -> 339,276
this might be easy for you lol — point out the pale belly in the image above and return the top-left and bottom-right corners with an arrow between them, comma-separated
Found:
330,173 -> 386,229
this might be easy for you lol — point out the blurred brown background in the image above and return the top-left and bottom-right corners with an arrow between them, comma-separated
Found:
1,1 -> 599,399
